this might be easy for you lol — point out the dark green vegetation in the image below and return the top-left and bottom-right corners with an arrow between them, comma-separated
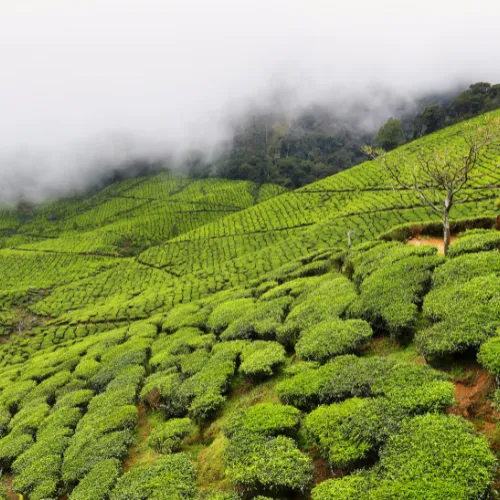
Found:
0,111 -> 500,499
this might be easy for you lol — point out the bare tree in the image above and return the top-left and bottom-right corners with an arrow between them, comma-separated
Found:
362,115 -> 500,255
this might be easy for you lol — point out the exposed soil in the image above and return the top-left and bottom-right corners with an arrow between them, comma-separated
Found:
310,449 -> 336,486
406,234 -> 458,254
1,474 -> 19,500
447,365 -> 499,433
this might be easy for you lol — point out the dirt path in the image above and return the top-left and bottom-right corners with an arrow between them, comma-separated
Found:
122,403 -> 158,472
406,235 -> 458,254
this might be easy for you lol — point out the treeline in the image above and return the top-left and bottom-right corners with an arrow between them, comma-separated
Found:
376,82 -> 500,150
187,81 -> 500,189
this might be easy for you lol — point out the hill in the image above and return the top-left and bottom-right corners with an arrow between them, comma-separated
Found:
0,111 -> 499,499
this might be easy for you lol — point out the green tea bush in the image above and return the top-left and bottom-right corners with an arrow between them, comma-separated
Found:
161,303 -> 210,333
432,251 -> 500,288
0,406 -> 10,437
69,458 -> 121,500
224,433 -> 313,494
277,355 -> 452,412
12,432 -> 69,500
277,275 -> 357,346
0,432 -> 33,469
110,453 -> 197,499
207,298 -> 256,334
417,274 -> 500,357
140,371 -> 187,416
147,418 -> 195,454
37,407 -> 81,441
8,401 -> 50,435
62,429 -> 133,483
220,296 -> 292,341
0,379 -> 36,412
311,414 -> 495,500
478,334 -> 500,375
224,403 -> 301,439
448,229 -> 500,257
180,349 -> 211,376
344,242 -> 435,285
347,255 -> 442,337
296,319 -> 372,362
53,389 -> 94,410
239,341 -> 286,379
259,276 -> 325,301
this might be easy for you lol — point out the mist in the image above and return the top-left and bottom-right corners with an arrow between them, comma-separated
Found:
1,0 -> 500,203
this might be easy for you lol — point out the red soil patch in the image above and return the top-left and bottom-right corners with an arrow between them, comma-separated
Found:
406,235 -> 458,255
447,367 -> 499,436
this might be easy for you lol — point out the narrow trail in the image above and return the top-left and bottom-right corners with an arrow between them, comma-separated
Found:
122,402 -> 157,472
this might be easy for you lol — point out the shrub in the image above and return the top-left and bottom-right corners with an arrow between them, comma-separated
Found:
448,229 -> 500,257
0,379 -> 36,412
12,433 -> 69,500
259,275 -> 325,301
0,406 -> 10,437
296,319 -> 372,362
220,296 -> 292,341
224,403 -> 301,439
239,341 -> 286,379
207,298 -> 256,334
478,334 -> 500,375
147,418 -> 195,453
140,371 -> 188,416
37,407 -> 82,441
224,433 -> 313,494
53,389 -> 94,410
417,274 -> 500,357
69,458 -> 121,500
347,255 -> 442,338
8,401 -> 50,435
277,355 -> 452,412
161,303 -> 210,333
62,429 -> 133,483
0,432 -> 33,469
277,275 -> 357,346
432,251 -> 500,288
110,453 -> 197,499
180,349 -> 211,376
311,414 -> 495,500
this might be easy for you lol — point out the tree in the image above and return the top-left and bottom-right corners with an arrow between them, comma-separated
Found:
363,115 -> 500,255
375,118 -> 405,150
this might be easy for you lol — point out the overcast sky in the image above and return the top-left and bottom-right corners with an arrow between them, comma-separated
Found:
1,0 -> 500,202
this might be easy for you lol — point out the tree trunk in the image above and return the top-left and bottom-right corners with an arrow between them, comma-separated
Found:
443,209 -> 451,256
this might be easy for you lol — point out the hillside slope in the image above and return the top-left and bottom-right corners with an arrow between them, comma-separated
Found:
0,112 -> 499,499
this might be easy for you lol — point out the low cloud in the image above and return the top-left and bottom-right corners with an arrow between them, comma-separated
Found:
1,0 -> 499,202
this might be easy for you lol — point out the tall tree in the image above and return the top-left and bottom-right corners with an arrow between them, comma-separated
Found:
363,115 -> 500,255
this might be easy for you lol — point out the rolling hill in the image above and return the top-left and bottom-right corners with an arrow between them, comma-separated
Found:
0,111 -> 499,499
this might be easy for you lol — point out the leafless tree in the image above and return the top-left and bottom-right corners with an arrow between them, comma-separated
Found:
362,115 -> 500,255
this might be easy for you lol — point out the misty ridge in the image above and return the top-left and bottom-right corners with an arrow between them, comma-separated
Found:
2,0 -> 500,203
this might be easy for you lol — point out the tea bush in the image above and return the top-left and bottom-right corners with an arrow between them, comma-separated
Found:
147,418 -> 196,454
239,341 -> 286,379
296,319 -> 373,362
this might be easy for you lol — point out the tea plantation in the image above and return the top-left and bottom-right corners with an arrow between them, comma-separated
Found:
0,112 -> 500,499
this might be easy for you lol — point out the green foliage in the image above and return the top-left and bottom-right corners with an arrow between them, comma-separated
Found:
69,459 -> 122,500
239,341 -> 286,379
347,250 -> 442,338
147,418 -> 196,454
448,229 -> 500,257
296,319 -> 372,362
311,414 -> 495,500
276,355 -> 452,412
375,118 -> 405,150
417,274 -> 500,357
477,334 -> 500,375
110,453 -> 198,499
224,403 -> 301,439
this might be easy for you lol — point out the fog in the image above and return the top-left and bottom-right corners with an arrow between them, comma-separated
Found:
1,0 -> 500,203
